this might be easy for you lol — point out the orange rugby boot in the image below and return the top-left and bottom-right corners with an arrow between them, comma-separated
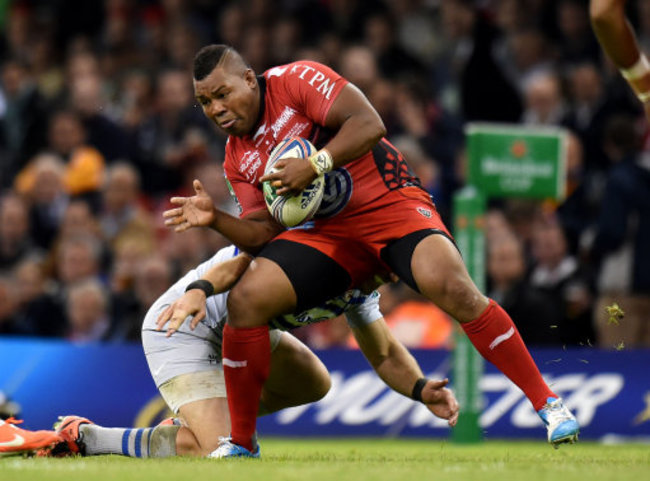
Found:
49,415 -> 93,456
0,417 -> 63,457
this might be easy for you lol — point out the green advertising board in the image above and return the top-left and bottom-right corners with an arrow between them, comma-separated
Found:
466,123 -> 568,200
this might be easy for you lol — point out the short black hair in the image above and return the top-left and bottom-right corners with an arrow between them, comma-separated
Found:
193,44 -> 231,81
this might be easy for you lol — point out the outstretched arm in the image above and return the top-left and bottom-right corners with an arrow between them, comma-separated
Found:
591,0 -> 650,118
352,318 -> 459,426
163,179 -> 283,253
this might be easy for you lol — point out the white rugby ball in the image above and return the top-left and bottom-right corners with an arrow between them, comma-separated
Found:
262,137 -> 325,227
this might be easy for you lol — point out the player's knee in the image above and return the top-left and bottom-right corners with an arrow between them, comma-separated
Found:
425,272 -> 485,321
227,281 -> 268,327
309,366 -> 332,402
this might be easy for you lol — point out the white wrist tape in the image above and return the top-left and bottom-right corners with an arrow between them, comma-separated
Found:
621,54 -> 650,80
308,149 -> 333,175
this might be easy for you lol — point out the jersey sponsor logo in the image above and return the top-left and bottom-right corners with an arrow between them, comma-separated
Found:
290,64 -> 337,100
238,150 -> 263,182
285,121 -> 310,140
416,207 -> 432,218
315,168 -> 353,218
271,107 -> 297,139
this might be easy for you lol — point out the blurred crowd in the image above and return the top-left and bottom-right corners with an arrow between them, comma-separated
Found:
0,0 -> 649,349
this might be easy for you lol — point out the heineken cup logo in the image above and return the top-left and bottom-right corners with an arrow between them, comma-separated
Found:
510,140 -> 528,158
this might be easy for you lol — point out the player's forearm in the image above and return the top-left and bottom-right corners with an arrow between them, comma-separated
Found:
354,322 -> 423,398
200,253 -> 253,294
370,339 -> 424,398
210,210 -> 283,255
590,0 -> 640,68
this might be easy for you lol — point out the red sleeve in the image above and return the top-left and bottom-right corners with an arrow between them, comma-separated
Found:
224,148 -> 267,219
269,61 -> 348,126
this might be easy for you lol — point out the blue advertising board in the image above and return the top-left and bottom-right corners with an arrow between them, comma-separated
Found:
0,338 -> 648,441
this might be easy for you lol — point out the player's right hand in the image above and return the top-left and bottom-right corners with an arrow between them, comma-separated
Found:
163,179 -> 217,232
156,289 -> 207,337
420,378 -> 460,427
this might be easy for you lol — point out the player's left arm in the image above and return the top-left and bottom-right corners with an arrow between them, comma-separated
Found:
352,318 -> 459,426
260,83 -> 386,195
156,252 -> 253,336
590,0 -> 650,119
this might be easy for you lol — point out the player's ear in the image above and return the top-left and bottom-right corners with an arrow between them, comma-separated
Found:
244,69 -> 257,89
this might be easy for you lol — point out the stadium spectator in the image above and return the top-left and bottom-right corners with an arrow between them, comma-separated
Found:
0,192 -> 36,271
435,0 -> 523,122
0,57 -> 49,188
23,154 -> 70,250
522,70 -> 566,126
589,115 -> 650,348
529,218 -> 595,346
115,255 -> 174,341
15,109 -> 106,210
487,233 -> 563,346
55,235 -> 104,289
338,45 -> 380,95
555,0 -> 602,65
99,162 -> 155,249
12,255 -> 66,338
362,12 -> 425,80
69,71 -> 132,162
0,275 -> 19,335
133,69 -> 216,196
65,279 -> 114,343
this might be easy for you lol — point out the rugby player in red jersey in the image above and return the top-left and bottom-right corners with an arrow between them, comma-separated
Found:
164,45 -> 579,456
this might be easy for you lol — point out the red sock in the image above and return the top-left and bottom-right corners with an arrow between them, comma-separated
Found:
222,324 -> 270,451
461,299 -> 556,411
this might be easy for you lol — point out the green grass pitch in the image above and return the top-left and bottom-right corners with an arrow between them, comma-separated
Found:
1,439 -> 649,481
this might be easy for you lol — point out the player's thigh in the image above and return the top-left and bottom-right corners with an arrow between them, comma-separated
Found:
177,396 -> 230,456
262,332 -> 331,413
412,234 -> 488,321
383,231 -> 487,322
226,256 -> 298,327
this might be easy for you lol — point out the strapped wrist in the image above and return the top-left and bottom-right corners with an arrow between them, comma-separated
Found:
308,149 -> 333,176
185,279 -> 214,297
621,54 -> 650,80
411,377 -> 428,403
620,54 -> 650,102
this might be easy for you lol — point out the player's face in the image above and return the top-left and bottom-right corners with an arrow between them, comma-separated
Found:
194,66 -> 260,137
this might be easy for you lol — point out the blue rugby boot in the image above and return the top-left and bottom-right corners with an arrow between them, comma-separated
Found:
537,397 -> 580,448
208,436 -> 260,459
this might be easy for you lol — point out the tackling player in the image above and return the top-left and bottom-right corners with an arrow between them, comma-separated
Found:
591,0 -> 650,120
164,45 -> 579,457
22,245 -> 457,458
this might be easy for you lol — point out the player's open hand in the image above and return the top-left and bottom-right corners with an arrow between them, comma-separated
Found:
155,289 -> 207,337
163,179 -> 217,232
420,378 -> 460,427
260,157 -> 317,196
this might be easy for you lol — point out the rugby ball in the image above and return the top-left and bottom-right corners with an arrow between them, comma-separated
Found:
262,137 -> 325,227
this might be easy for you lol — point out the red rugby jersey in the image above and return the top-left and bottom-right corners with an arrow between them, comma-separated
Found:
223,60 -> 426,220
